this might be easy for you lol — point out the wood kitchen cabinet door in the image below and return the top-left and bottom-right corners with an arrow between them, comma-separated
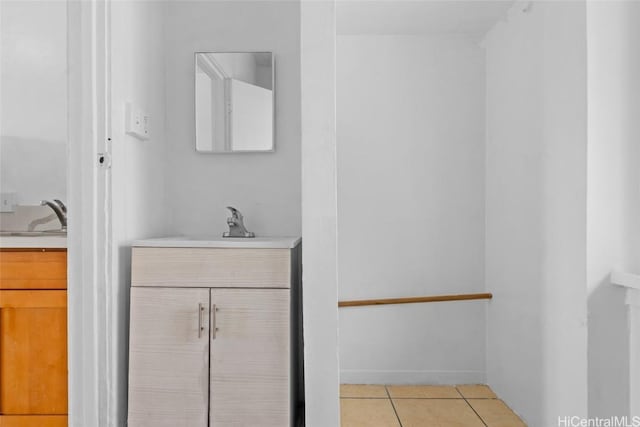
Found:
0,290 -> 67,426
210,288 -> 290,427
128,287 -> 210,427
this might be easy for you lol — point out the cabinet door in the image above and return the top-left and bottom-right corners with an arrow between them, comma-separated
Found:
128,287 -> 209,427
0,290 -> 67,423
210,289 -> 290,426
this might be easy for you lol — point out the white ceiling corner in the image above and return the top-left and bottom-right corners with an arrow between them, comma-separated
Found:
337,0 -> 514,37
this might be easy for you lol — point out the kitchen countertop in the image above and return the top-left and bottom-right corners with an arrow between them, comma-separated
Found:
133,236 -> 301,249
0,235 -> 67,249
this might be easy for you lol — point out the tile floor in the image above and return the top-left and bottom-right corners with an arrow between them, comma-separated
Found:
340,384 -> 527,427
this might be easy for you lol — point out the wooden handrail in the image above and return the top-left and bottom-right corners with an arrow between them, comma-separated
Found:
338,292 -> 493,308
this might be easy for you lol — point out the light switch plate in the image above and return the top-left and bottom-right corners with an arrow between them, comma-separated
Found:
125,102 -> 150,140
0,192 -> 17,212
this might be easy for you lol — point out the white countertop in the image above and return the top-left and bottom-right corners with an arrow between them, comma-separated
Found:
0,235 -> 67,249
132,236 -> 301,249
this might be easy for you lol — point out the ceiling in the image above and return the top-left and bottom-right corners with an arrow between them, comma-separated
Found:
337,0 -> 514,36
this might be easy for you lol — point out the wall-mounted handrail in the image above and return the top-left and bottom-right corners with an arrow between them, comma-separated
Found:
338,292 -> 493,308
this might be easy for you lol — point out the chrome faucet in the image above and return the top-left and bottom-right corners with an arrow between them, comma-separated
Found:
222,206 -> 255,238
40,199 -> 67,231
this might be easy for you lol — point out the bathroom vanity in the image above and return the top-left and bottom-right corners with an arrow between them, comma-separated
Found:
127,237 -> 302,427
0,235 -> 68,427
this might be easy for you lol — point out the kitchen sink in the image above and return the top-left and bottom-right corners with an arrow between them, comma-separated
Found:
0,230 -> 67,237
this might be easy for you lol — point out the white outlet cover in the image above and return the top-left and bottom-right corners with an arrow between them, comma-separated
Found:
125,101 -> 150,140
0,192 -> 17,212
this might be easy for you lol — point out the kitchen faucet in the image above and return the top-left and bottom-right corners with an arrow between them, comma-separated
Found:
40,199 -> 67,231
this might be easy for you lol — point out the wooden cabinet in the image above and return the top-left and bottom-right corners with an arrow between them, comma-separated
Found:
128,242 -> 302,427
128,287 -> 210,427
209,288 -> 290,426
0,249 -> 67,427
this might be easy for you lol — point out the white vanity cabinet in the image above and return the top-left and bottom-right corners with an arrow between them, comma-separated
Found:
127,238 -> 302,427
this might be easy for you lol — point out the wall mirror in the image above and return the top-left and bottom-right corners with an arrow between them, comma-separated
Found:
195,52 -> 274,153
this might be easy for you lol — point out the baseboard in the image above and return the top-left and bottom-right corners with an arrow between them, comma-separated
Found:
340,369 -> 486,385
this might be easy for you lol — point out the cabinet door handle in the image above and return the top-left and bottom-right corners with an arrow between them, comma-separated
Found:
211,304 -> 218,340
198,303 -> 205,338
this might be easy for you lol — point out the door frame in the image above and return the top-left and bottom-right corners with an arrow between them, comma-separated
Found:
67,0 -> 112,425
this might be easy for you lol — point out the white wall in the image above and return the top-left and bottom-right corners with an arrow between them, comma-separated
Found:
0,0 -> 66,204
109,1 -> 168,425
337,35 -> 486,384
586,0 -> 640,418
164,0 -> 301,238
484,2 -> 588,426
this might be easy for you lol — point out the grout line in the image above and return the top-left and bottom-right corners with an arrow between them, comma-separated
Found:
385,386 -> 404,427
340,396 -> 391,399
453,386 -> 465,399
382,397 -> 464,400
455,397 -> 497,400
458,387 -> 489,427
341,396 -> 497,400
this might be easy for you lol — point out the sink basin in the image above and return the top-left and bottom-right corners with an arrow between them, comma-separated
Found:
0,230 -> 67,248
0,230 -> 67,237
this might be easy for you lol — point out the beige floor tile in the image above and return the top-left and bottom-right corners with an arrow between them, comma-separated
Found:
340,398 -> 401,427
468,399 -> 527,427
386,385 -> 462,399
340,384 -> 388,398
393,399 -> 485,427
457,384 -> 498,398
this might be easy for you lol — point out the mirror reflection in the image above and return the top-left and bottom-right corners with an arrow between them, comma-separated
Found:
195,52 -> 274,153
